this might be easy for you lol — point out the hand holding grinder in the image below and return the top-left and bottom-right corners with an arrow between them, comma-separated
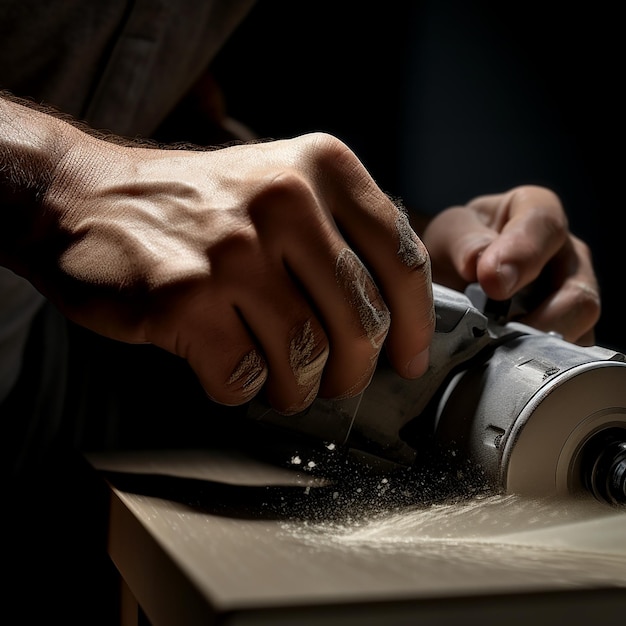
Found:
248,284 -> 626,506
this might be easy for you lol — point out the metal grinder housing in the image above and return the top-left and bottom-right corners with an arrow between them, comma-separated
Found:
248,284 -> 626,506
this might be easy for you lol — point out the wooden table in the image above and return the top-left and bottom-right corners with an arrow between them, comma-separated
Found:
87,448 -> 626,626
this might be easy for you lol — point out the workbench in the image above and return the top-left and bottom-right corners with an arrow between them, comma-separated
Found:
87,447 -> 626,626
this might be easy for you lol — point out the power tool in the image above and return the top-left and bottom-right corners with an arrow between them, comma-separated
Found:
248,283 -> 626,506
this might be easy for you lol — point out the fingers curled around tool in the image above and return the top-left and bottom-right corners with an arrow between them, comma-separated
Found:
521,277 -> 600,346
518,235 -> 601,346
472,186 -> 570,300
313,246 -> 391,400
289,136 -> 435,382
231,278 -> 332,415
320,200 -> 433,385
150,293 -> 271,407
297,140 -> 437,381
335,247 -> 391,352
239,163 -> 385,406
421,205 -> 498,291
254,314 -> 331,416
378,206 -> 434,380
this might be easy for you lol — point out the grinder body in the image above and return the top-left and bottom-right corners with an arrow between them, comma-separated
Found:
248,284 -> 626,504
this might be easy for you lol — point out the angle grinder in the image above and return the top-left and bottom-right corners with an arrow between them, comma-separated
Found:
248,283 -> 626,506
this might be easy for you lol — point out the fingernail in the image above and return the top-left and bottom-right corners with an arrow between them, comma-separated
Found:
407,348 -> 430,378
498,263 -> 518,295
228,349 -> 268,400
289,320 -> 329,388
336,248 -> 391,349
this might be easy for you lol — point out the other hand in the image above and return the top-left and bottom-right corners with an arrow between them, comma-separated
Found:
420,185 -> 600,345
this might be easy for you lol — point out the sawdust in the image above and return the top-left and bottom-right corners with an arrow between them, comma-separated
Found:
280,493 -> 626,586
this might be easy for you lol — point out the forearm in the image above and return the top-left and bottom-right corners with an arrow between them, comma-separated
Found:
0,92 -> 80,274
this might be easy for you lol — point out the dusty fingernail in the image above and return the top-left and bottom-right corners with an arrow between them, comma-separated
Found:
498,263 -> 518,295
228,349 -> 268,400
290,319 -> 329,388
407,348 -> 430,378
336,248 -> 391,348
272,320 -> 329,416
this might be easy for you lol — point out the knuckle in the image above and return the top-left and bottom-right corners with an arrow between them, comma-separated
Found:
208,225 -> 261,279
572,233 -> 593,259
301,131 -> 349,158
248,170 -> 319,225
301,132 -> 366,179
512,185 -> 569,230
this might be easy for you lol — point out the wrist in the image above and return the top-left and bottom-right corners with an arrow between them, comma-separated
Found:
0,94 -> 92,275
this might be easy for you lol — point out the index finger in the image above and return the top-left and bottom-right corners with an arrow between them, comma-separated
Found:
313,137 -> 435,379
470,186 -> 569,299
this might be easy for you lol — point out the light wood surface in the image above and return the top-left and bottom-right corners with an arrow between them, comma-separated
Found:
87,448 -> 626,626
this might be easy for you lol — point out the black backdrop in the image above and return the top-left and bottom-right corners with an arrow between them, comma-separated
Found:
211,0 -> 624,352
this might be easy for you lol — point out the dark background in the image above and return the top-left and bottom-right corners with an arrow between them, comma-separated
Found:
6,5 -> 622,622
211,0 -> 624,352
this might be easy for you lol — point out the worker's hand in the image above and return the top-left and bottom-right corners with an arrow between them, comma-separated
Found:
421,185 -> 600,345
24,130 -> 434,413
